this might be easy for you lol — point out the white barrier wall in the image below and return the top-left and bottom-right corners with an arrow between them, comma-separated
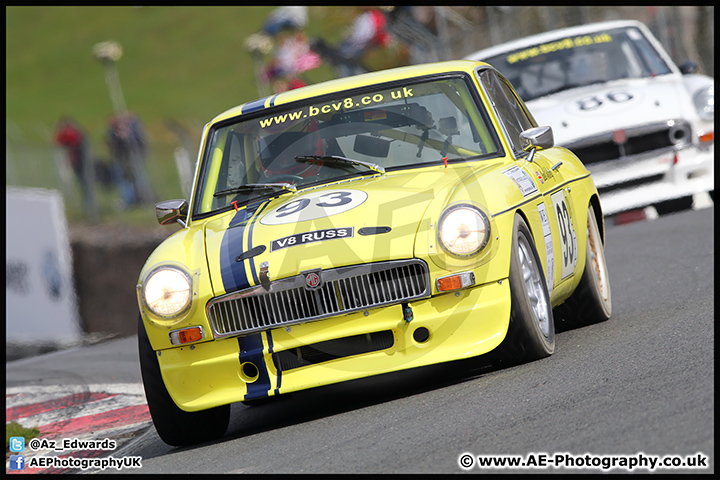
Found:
6,187 -> 81,344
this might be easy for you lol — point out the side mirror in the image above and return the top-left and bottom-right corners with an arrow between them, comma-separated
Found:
520,126 -> 554,163
520,126 -> 554,151
156,199 -> 188,227
678,60 -> 698,75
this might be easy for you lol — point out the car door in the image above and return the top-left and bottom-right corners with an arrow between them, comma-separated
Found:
476,67 -> 579,296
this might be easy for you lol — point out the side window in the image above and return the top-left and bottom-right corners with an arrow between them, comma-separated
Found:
209,131 -> 247,210
627,28 -> 672,76
225,133 -> 247,189
478,69 -> 537,156
216,132 -> 247,192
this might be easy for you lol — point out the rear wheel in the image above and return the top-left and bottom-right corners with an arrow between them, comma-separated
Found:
495,215 -> 555,365
138,316 -> 230,446
554,205 -> 612,330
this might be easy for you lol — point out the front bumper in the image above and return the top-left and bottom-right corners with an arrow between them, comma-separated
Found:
157,279 -> 510,411
593,146 -> 714,216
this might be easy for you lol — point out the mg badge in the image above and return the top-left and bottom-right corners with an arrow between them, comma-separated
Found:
259,261 -> 270,291
304,270 -> 322,290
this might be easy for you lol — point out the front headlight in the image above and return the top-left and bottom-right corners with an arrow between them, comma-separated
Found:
142,266 -> 192,318
438,204 -> 490,258
693,85 -> 714,121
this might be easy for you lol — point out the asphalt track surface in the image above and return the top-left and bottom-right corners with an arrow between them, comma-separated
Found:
7,207 -> 714,474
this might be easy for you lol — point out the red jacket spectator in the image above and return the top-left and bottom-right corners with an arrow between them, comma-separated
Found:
54,118 -> 85,172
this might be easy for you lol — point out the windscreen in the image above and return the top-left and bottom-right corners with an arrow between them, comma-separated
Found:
481,26 -> 673,102
193,75 -> 501,216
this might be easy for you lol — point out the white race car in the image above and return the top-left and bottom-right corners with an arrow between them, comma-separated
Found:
466,20 -> 714,219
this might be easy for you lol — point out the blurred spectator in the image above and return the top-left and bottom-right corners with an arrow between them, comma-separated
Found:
262,6 -> 308,36
53,117 -> 94,206
247,6 -> 321,94
106,112 -> 153,207
54,118 -> 89,189
338,9 -> 390,64
263,28 -> 322,93
314,8 -> 392,78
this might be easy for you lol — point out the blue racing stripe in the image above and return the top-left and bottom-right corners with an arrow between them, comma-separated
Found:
220,221 -> 249,293
247,201 -> 271,285
265,330 -> 282,395
220,201 -> 268,294
242,97 -> 269,115
238,333 -> 272,400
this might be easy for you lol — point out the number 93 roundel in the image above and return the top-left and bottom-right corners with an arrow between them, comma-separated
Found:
259,190 -> 368,225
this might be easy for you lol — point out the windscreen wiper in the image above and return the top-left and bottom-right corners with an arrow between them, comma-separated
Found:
295,155 -> 385,175
213,183 -> 297,197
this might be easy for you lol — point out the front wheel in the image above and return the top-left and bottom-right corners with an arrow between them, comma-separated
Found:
554,204 -> 612,330
138,316 -> 230,446
495,215 -> 555,365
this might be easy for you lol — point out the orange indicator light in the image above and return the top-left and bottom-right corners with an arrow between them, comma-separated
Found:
170,326 -> 204,345
437,275 -> 462,291
699,132 -> 714,143
436,272 -> 475,292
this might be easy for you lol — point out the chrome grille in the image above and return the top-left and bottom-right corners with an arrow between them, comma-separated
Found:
207,259 -> 430,338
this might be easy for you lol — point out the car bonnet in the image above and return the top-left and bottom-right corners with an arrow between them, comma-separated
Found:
202,168 -> 467,297
526,76 -> 690,146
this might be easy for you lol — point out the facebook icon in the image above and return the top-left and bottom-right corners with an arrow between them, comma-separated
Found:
10,455 -> 25,470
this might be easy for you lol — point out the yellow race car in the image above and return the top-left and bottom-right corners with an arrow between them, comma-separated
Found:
137,60 -> 612,446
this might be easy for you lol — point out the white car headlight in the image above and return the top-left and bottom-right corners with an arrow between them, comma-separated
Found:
693,85 -> 714,121
438,204 -> 490,257
142,266 -> 192,318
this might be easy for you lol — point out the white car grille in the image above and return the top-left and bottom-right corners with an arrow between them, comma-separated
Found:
566,120 -> 692,165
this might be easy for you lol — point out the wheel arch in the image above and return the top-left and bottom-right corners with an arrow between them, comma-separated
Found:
513,206 -> 534,238
513,205 -> 543,257
589,194 -> 605,245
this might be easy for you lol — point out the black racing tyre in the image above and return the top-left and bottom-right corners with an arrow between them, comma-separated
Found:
554,205 -> 612,331
138,316 -> 230,447
495,215 -> 555,365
